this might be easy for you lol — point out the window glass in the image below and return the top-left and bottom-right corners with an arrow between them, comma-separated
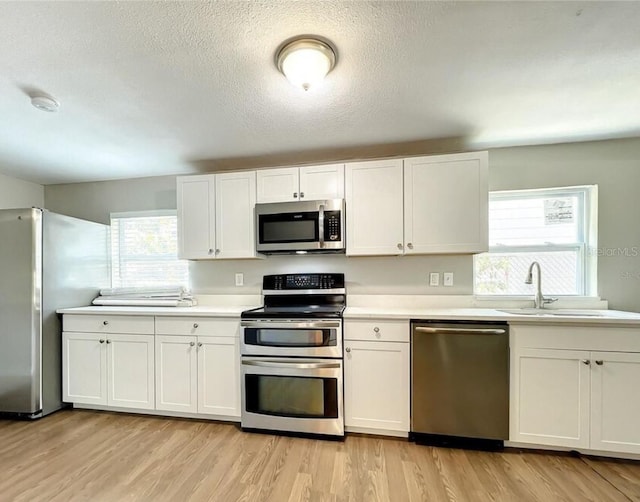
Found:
110,211 -> 189,288
474,186 -> 596,296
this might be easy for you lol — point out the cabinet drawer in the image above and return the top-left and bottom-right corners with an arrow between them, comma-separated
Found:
63,314 -> 154,334
155,317 -> 240,337
344,319 -> 409,342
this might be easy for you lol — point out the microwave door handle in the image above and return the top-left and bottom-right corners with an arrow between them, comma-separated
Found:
318,204 -> 325,248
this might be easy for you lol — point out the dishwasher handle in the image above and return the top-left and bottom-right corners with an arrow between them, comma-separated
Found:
414,326 -> 507,335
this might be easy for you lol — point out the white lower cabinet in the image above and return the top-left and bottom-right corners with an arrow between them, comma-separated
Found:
343,320 -> 410,435
155,335 -> 240,418
63,332 -> 155,410
510,324 -> 640,455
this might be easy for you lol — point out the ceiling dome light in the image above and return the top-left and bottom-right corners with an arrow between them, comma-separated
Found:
31,95 -> 60,112
276,37 -> 337,91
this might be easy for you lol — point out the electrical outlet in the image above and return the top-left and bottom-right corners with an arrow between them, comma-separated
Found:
444,272 -> 454,287
429,272 -> 440,286
235,273 -> 244,287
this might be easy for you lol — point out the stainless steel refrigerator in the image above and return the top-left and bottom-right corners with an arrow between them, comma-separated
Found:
0,208 -> 109,419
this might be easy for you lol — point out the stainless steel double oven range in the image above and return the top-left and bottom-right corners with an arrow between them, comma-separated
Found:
240,273 -> 345,438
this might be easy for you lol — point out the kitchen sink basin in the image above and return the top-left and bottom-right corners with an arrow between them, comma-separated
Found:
498,308 -> 603,317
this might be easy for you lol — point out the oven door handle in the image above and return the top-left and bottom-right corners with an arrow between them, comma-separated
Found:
241,359 -> 341,369
240,320 -> 341,329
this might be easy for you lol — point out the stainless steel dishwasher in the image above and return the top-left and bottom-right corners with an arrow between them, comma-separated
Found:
411,320 -> 509,449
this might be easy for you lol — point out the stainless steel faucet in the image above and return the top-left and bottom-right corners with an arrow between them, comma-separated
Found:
525,261 -> 557,309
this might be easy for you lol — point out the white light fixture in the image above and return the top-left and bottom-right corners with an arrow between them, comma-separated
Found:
31,95 -> 60,112
276,37 -> 337,91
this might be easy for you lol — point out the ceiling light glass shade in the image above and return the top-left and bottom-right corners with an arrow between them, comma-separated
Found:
276,38 -> 337,91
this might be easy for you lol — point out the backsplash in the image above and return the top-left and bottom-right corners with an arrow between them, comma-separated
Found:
189,254 -> 473,295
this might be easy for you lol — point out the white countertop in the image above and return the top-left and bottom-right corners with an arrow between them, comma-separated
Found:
57,305 -> 257,317
58,304 -> 640,326
344,307 -> 640,326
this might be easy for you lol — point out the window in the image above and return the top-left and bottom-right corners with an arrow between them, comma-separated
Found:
110,210 -> 189,289
474,186 -> 597,296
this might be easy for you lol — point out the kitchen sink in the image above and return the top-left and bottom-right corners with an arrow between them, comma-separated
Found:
498,308 -> 603,317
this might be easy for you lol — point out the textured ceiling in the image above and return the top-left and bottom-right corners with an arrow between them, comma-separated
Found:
1,1 -> 639,185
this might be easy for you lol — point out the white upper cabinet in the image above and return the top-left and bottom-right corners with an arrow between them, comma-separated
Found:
345,159 -> 404,256
177,175 -> 216,259
215,171 -> 257,259
299,164 -> 345,201
256,164 -> 345,203
177,171 -> 257,260
346,152 -> 488,256
404,152 -> 488,254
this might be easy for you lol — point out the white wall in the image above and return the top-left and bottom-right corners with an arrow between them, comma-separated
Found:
0,172 -> 44,209
44,136 -> 640,311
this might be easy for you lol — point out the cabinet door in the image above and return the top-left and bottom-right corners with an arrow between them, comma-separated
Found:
215,171 -> 257,259
345,160 -> 404,256
511,348 -> 590,448
177,175 -> 216,259
299,164 -> 345,200
155,335 -> 198,413
197,336 -> 240,418
590,351 -> 640,454
62,332 -> 107,406
343,340 -> 409,432
256,167 -> 299,203
404,152 -> 488,254
107,334 -> 155,410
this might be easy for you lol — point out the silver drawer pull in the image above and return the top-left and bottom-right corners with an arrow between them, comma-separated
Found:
190,341 -> 195,347
99,339 -> 105,344
595,360 -> 603,365
193,323 -> 199,329
345,347 -> 351,353
198,342 -> 203,347
103,320 -> 109,326
373,327 -> 380,333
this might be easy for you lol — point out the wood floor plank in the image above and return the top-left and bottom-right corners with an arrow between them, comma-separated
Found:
0,410 -> 638,502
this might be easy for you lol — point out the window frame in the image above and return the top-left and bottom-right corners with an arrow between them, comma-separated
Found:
474,185 -> 598,298
110,209 -> 189,289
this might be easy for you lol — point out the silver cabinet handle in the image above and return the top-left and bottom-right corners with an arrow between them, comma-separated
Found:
208,249 -> 213,254
103,320 -> 109,326
215,249 -> 220,254
407,243 -> 413,249
582,359 -> 590,365
414,326 -> 507,335
345,347 -> 351,353
373,327 -> 380,333
300,192 -> 304,198
595,360 -> 603,365
99,339 -> 105,344
193,323 -> 199,329
397,243 -> 403,250
198,342 -> 203,347
106,339 -> 111,344
293,192 -> 298,198
189,341 -> 195,347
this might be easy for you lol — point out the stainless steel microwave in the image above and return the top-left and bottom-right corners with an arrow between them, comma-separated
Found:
255,199 -> 345,254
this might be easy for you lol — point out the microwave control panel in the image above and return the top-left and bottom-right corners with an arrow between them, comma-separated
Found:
324,211 -> 342,241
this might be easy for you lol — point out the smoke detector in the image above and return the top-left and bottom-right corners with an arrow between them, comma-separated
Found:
31,95 -> 60,112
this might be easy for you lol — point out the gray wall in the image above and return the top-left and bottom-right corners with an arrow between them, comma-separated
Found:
490,138 -> 640,312
0,172 -> 44,209
44,136 -> 640,311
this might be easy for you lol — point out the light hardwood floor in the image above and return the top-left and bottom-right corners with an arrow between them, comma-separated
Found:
0,410 -> 638,502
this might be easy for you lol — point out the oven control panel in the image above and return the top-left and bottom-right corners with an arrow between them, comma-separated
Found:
263,273 -> 345,290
